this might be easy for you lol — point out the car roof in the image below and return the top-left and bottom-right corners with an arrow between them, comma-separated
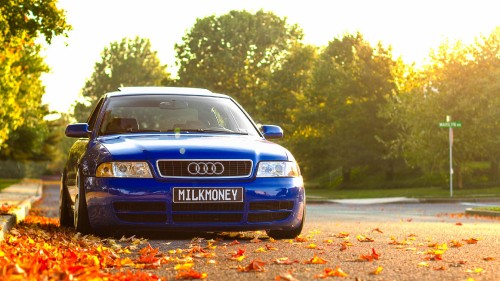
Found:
104,87 -> 231,99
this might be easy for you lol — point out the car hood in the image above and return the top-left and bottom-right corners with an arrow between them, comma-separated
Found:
96,134 -> 292,162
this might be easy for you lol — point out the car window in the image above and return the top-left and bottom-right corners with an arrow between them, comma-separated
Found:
98,95 -> 260,137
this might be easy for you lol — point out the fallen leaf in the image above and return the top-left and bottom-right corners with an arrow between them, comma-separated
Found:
463,238 -> 479,244
238,259 -> 266,272
315,267 -> 348,278
273,257 -> 300,265
433,266 -> 446,270
175,269 -> 208,279
371,228 -> 383,233
333,232 -> 349,238
465,268 -> 484,273
305,243 -> 317,249
370,266 -> 383,275
305,254 -> 328,264
295,236 -> 308,243
356,234 -> 374,242
275,271 -> 300,281
266,244 -> 278,251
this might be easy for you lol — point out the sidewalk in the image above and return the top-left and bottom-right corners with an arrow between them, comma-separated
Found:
0,179 -> 43,241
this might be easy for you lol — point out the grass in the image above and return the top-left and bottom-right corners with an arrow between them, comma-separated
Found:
0,179 -> 20,192
305,185 -> 500,200
474,206 -> 500,212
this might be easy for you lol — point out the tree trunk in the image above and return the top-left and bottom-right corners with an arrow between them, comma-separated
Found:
489,159 -> 499,182
342,166 -> 351,183
385,160 -> 395,181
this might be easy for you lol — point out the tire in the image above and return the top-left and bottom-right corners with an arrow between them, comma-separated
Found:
266,209 -> 305,239
74,173 -> 92,234
59,174 -> 74,227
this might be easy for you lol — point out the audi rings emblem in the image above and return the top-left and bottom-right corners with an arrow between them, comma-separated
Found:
187,162 -> 225,175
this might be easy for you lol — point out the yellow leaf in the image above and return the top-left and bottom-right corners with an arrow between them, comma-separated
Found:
306,243 -> 317,249
254,247 -> 266,253
175,263 -> 194,270
418,262 -> 429,267
370,266 -> 383,275
120,257 -> 135,267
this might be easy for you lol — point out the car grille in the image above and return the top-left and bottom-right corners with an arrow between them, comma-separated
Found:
114,201 -> 167,212
114,201 -> 167,223
157,160 -> 252,178
173,214 -> 243,223
248,212 -> 290,222
250,201 -> 294,211
172,203 -> 244,212
113,200 -> 293,224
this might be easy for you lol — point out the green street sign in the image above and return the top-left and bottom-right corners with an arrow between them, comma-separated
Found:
439,121 -> 462,128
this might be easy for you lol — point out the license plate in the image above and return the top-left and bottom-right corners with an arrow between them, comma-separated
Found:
173,187 -> 243,203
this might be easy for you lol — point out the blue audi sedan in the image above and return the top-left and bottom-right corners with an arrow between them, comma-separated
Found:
61,87 -> 305,238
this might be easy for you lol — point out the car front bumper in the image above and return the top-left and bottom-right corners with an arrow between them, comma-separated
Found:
83,176 -> 305,233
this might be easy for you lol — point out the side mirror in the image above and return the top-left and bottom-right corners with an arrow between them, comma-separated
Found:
65,123 -> 90,138
261,125 -> 283,139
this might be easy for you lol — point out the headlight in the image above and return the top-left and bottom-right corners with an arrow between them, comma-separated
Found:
96,162 -> 153,178
256,161 -> 300,177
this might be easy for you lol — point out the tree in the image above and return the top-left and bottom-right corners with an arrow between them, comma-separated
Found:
0,0 -> 69,150
383,28 -> 500,188
73,37 -> 172,122
296,33 -> 398,182
175,10 -> 303,118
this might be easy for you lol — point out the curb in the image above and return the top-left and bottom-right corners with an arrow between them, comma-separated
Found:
465,208 -> 500,218
0,179 -> 43,241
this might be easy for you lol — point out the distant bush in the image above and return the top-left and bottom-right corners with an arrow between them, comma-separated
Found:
0,161 -> 49,178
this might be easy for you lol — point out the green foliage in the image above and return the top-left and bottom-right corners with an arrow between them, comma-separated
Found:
73,37 -> 172,122
0,0 -> 70,44
0,0 -> 69,157
383,27 -> 500,188
293,33 -> 398,181
175,10 -> 303,118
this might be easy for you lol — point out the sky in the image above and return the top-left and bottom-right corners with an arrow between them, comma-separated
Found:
40,0 -> 499,113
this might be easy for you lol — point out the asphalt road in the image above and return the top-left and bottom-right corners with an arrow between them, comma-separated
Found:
37,182 -> 500,281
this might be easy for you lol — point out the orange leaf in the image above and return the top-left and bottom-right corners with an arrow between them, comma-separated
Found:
250,237 -> 262,243
315,267 -> 349,278
238,259 -> 266,272
433,266 -> 446,270
371,228 -> 383,233
482,256 -> 494,261
463,238 -> 479,244
334,232 -> 349,238
228,240 -> 240,246
266,244 -> 278,251
175,269 -> 208,279
230,248 -> 246,260
359,248 -> 379,262
295,236 -> 308,243
305,254 -> 328,264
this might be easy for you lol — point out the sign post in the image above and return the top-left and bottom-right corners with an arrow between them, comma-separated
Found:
439,116 -> 462,197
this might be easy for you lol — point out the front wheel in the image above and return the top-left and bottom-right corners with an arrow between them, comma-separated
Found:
266,210 -> 305,239
74,174 -> 92,234
59,174 -> 74,227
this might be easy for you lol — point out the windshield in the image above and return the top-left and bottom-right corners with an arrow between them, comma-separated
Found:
98,94 -> 260,137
